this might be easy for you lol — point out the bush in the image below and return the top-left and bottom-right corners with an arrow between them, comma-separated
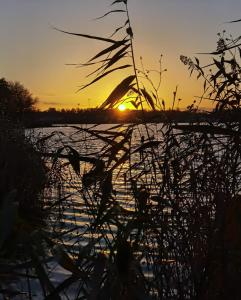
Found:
0,118 -> 47,240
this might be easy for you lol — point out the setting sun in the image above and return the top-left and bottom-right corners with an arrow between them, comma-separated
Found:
118,104 -> 126,111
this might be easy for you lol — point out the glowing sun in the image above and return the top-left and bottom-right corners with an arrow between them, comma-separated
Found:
118,104 -> 126,111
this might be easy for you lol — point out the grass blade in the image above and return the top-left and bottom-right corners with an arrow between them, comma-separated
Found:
141,88 -> 155,110
79,65 -> 132,91
94,10 -> 126,20
100,75 -> 136,108
87,40 -> 128,63
111,0 -> 127,5
53,27 -> 119,44
101,44 -> 130,71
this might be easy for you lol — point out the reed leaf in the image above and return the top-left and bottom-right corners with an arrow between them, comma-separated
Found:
69,58 -> 113,68
133,140 -> 161,153
131,86 -> 142,95
92,54 -> 127,78
216,81 -> 227,98
105,131 -> 132,166
79,64 -> 132,91
67,146 -> 80,175
100,75 -> 136,109
130,99 -> 140,109
73,127 -> 122,148
87,40 -> 128,63
111,0 -> 127,5
110,23 -> 128,37
45,276 -> 83,300
30,248 -> 58,298
52,245 -> 82,276
141,88 -> 155,110
101,43 -> 130,71
94,9 -> 126,20
227,18 -> 241,23
109,150 -> 130,172
42,151 -> 103,166
53,27 -> 119,44
87,44 -> 130,78
71,126 -> 125,137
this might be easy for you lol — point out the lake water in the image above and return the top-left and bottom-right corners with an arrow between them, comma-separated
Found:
41,130 -> 164,244
35,123 -> 164,246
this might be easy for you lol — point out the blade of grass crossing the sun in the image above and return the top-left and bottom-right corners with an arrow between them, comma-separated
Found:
100,75 -> 136,109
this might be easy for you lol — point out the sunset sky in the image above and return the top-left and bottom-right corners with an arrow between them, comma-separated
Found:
1,0 -> 241,110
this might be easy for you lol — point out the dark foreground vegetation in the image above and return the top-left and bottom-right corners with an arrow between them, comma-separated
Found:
1,0 -> 241,299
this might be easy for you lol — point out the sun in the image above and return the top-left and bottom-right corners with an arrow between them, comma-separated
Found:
118,104 -> 126,111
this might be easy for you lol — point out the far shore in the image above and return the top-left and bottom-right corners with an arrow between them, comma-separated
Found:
18,108 -> 237,128
18,109 -> 240,128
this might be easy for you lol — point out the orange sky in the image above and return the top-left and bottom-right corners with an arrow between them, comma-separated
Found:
1,0 -> 241,111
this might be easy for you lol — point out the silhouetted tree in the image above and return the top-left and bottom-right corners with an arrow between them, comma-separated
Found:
47,107 -> 57,113
0,78 -> 37,115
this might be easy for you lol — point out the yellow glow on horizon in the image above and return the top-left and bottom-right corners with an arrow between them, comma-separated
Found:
118,104 -> 126,111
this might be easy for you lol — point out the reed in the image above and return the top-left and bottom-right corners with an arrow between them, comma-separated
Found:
43,4 -> 241,299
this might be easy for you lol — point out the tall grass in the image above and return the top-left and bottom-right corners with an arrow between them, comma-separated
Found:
43,3 -> 241,299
